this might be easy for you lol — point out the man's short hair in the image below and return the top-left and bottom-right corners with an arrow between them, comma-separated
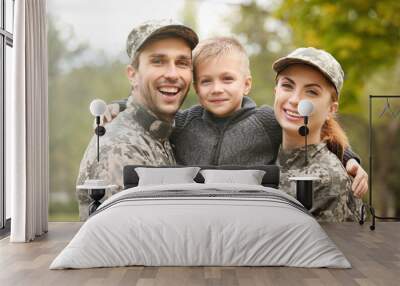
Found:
192,37 -> 251,80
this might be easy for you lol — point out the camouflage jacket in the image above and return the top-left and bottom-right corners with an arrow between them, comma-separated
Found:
76,96 -> 176,220
278,142 -> 362,222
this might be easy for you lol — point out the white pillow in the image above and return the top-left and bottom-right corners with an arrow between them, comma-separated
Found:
200,169 -> 266,185
135,167 -> 200,186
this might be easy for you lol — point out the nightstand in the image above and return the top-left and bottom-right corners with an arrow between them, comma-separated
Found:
77,180 -> 117,215
289,176 -> 319,210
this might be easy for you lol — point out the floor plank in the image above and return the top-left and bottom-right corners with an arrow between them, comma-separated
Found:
0,222 -> 399,286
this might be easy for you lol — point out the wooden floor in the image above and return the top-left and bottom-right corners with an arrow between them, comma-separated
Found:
0,222 -> 399,286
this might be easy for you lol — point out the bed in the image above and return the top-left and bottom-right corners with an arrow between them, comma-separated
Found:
50,165 -> 351,269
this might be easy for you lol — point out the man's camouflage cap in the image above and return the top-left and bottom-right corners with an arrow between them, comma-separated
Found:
126,19 -> 199,61
272,47 -> 344,95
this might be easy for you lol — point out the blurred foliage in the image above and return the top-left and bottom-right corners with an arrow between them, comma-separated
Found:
49,201 -> 79,222
47,16 -> 88,80
371,107 -> 400,217
228,1 -> 292,106
181,0 -> 198,31
180,0 -> 201,110
275,0 -> 400,115
48,16 -> 130,220
48,0 -> 400,219
366,64 -> 400,207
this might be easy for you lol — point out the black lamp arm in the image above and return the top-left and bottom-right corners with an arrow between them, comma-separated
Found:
94,116 -> 106,162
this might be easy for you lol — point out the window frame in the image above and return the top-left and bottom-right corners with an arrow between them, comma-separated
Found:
0,0 -> 14,236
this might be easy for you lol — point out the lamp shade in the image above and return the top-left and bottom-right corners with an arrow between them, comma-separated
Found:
298,100 -> 314,117
89,99 -> 107,116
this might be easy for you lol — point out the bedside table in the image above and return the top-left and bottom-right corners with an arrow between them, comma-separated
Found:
77,180 -> 118,215
289,176 -> 319,210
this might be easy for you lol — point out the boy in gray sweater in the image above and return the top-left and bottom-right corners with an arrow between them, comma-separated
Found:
171,37 -> 281,166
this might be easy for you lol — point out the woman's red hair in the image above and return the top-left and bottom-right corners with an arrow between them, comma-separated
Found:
321,90 -> 349,160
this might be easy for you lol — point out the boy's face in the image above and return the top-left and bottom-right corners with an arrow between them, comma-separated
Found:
194,52 -> 252,118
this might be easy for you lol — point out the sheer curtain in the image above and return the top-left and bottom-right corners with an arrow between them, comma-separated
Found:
6,0 -> 49,242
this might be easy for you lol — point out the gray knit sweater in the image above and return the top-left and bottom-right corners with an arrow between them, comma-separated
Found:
171,97 -> 282,165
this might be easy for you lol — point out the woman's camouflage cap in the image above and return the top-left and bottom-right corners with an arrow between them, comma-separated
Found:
272,47 -> 344,95
126,19 -> 199,60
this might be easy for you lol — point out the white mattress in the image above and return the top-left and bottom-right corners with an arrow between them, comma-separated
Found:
50,183 -> 351,269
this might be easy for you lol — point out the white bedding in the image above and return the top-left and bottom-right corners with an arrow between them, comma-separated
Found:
50,183 -> 351,269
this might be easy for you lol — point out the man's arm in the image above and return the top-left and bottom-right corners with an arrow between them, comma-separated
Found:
340,145 -> 368,198
346,158 -> 368,198
343,147 -> 360,165
327,142 -> 367,199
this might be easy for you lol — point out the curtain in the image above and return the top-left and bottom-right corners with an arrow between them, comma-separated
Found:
7,0 -> 49,242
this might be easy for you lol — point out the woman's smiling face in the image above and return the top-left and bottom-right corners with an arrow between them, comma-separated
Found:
274,64 -> 338,138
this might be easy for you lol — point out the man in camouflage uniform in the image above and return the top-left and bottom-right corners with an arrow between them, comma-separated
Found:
76,19 -> 199,221
274,47 -> 363,222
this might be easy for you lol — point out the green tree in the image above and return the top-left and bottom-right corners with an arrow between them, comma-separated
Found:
181,0 -> 197,31
228,1 -> 292,106
47,16 -> 88,80
180,0 -> 200,110
275,0 -> 400,114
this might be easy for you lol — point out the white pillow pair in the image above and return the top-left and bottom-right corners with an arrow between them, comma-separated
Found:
135,167 -> 266,186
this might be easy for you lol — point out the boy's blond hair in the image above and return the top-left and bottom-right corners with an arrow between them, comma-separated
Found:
192,37 -> 251,81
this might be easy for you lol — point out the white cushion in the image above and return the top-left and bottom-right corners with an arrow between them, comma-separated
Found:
200,169 -> 265,185
136,167 -> 200,186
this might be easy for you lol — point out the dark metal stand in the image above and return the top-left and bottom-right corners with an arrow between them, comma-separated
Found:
94,117 -> 106,163
296,180 -> 313,210
88,188 -> 106,215
359,95 -> 400,230
293,116 -> 314,210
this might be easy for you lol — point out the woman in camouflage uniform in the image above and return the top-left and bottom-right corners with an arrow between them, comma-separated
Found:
273,47 -> 362,222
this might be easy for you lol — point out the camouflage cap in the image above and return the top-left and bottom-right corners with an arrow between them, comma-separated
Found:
126,19 -> 199,61
272,47 -> 344,95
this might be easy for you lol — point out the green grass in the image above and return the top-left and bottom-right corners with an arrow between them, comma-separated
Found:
49,213 -> 80,222
49,200 -> 79,221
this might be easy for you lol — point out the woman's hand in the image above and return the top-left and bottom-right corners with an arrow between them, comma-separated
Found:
346,159 -> 368,198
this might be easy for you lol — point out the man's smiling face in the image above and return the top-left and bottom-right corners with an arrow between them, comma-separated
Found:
128,37 -> 193,122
